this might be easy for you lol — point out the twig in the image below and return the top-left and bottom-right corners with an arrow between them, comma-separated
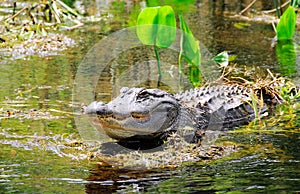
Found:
239,0 -> 257,15
56,0 -> 79,17
49,0 -> 62,23
267,69 -> 275,79
214,63 -> 236,83
272,21 -> 277,33
28,10 -> 37,25
5,6 -> 28,22
66,22 -> 84,31
262,0 -> 290,14
231,76 -> 253,84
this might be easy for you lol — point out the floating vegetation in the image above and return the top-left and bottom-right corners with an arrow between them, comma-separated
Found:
1,33 -> 76,60
0,130 -> 94,160
91,133 -> 237,169
220,65 -> 298,103
0,127 -> 234,168
0,108 -> 60,121
0,0 -> 83,61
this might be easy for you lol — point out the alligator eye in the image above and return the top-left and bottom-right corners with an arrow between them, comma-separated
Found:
131,112 -> 149,120
137,90 -> 150,99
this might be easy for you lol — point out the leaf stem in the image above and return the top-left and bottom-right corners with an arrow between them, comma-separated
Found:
154,44 -> 162,85
273,0 -> 281,18
178,51 -> 183,74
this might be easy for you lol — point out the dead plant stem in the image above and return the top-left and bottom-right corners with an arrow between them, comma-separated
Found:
262,0 -> 290,14
5,6 -> 28,22
239,0 -> 257,15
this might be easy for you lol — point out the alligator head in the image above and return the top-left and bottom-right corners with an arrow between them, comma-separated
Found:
85,87 -> 182,144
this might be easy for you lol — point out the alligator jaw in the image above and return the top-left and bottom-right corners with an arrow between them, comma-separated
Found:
85,92 -> 182,142
97,102 -> 180,140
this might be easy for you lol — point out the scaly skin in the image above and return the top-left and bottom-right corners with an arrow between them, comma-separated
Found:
85,85 -> 280,145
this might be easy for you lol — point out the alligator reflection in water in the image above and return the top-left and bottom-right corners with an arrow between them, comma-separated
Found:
85,164 -> 174,193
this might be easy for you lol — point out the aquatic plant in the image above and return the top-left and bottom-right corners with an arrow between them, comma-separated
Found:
212,51 -> 229,68
238,1 -> 298,40
136,6 -> 176,80
136,5 -> 201,86
276,6 -> 297,40
273,2 -> 299,76
178,13 -> 201,87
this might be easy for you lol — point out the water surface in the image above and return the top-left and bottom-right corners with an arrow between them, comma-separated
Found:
1,0 -> 300,193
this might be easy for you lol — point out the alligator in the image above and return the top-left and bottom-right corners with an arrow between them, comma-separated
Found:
85,84 -> 282,148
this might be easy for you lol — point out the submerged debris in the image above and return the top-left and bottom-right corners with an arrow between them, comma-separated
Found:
0,1 -> 81,62
1,33 -> 76,60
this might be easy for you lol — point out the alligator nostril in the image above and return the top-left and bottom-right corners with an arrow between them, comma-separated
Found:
85,101 -> 111,115
96,102 -> 106,107
120,87 -> 129,94
96,104 -> 112,115
85,101 -> 98,114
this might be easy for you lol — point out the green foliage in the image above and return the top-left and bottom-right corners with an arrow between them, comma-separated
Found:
179,14 -> 201,67
136,5 -> 176,80
276,6 -> 297,40
146,0 -> 195,13
62,0 -> 76,7
276,40 -> 297,76
146,0 -> 195,7
137,6 -> 176,48
250,91 -> 260,121
178,14 -> 201,87
137,5 -> 202,86
280,83 -> 300,102
273,0 -> 281,18
212,51 -> 229,67
188,66 -> 201,87
291,0 -> 300,7
233,22 -> 251,29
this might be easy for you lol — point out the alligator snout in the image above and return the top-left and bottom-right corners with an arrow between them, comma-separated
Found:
85,101 -> 112,116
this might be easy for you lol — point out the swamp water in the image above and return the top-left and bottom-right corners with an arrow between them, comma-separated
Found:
1,0 -> 300,193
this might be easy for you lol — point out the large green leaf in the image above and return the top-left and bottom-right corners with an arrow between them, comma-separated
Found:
156,6 -> 176,47
276,40 -> 297,76
136,6 -> 176,48
188,66 -> 201,87
179,14 -> 201,67
276,6 -> 297,40
136,7 -> 159,45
